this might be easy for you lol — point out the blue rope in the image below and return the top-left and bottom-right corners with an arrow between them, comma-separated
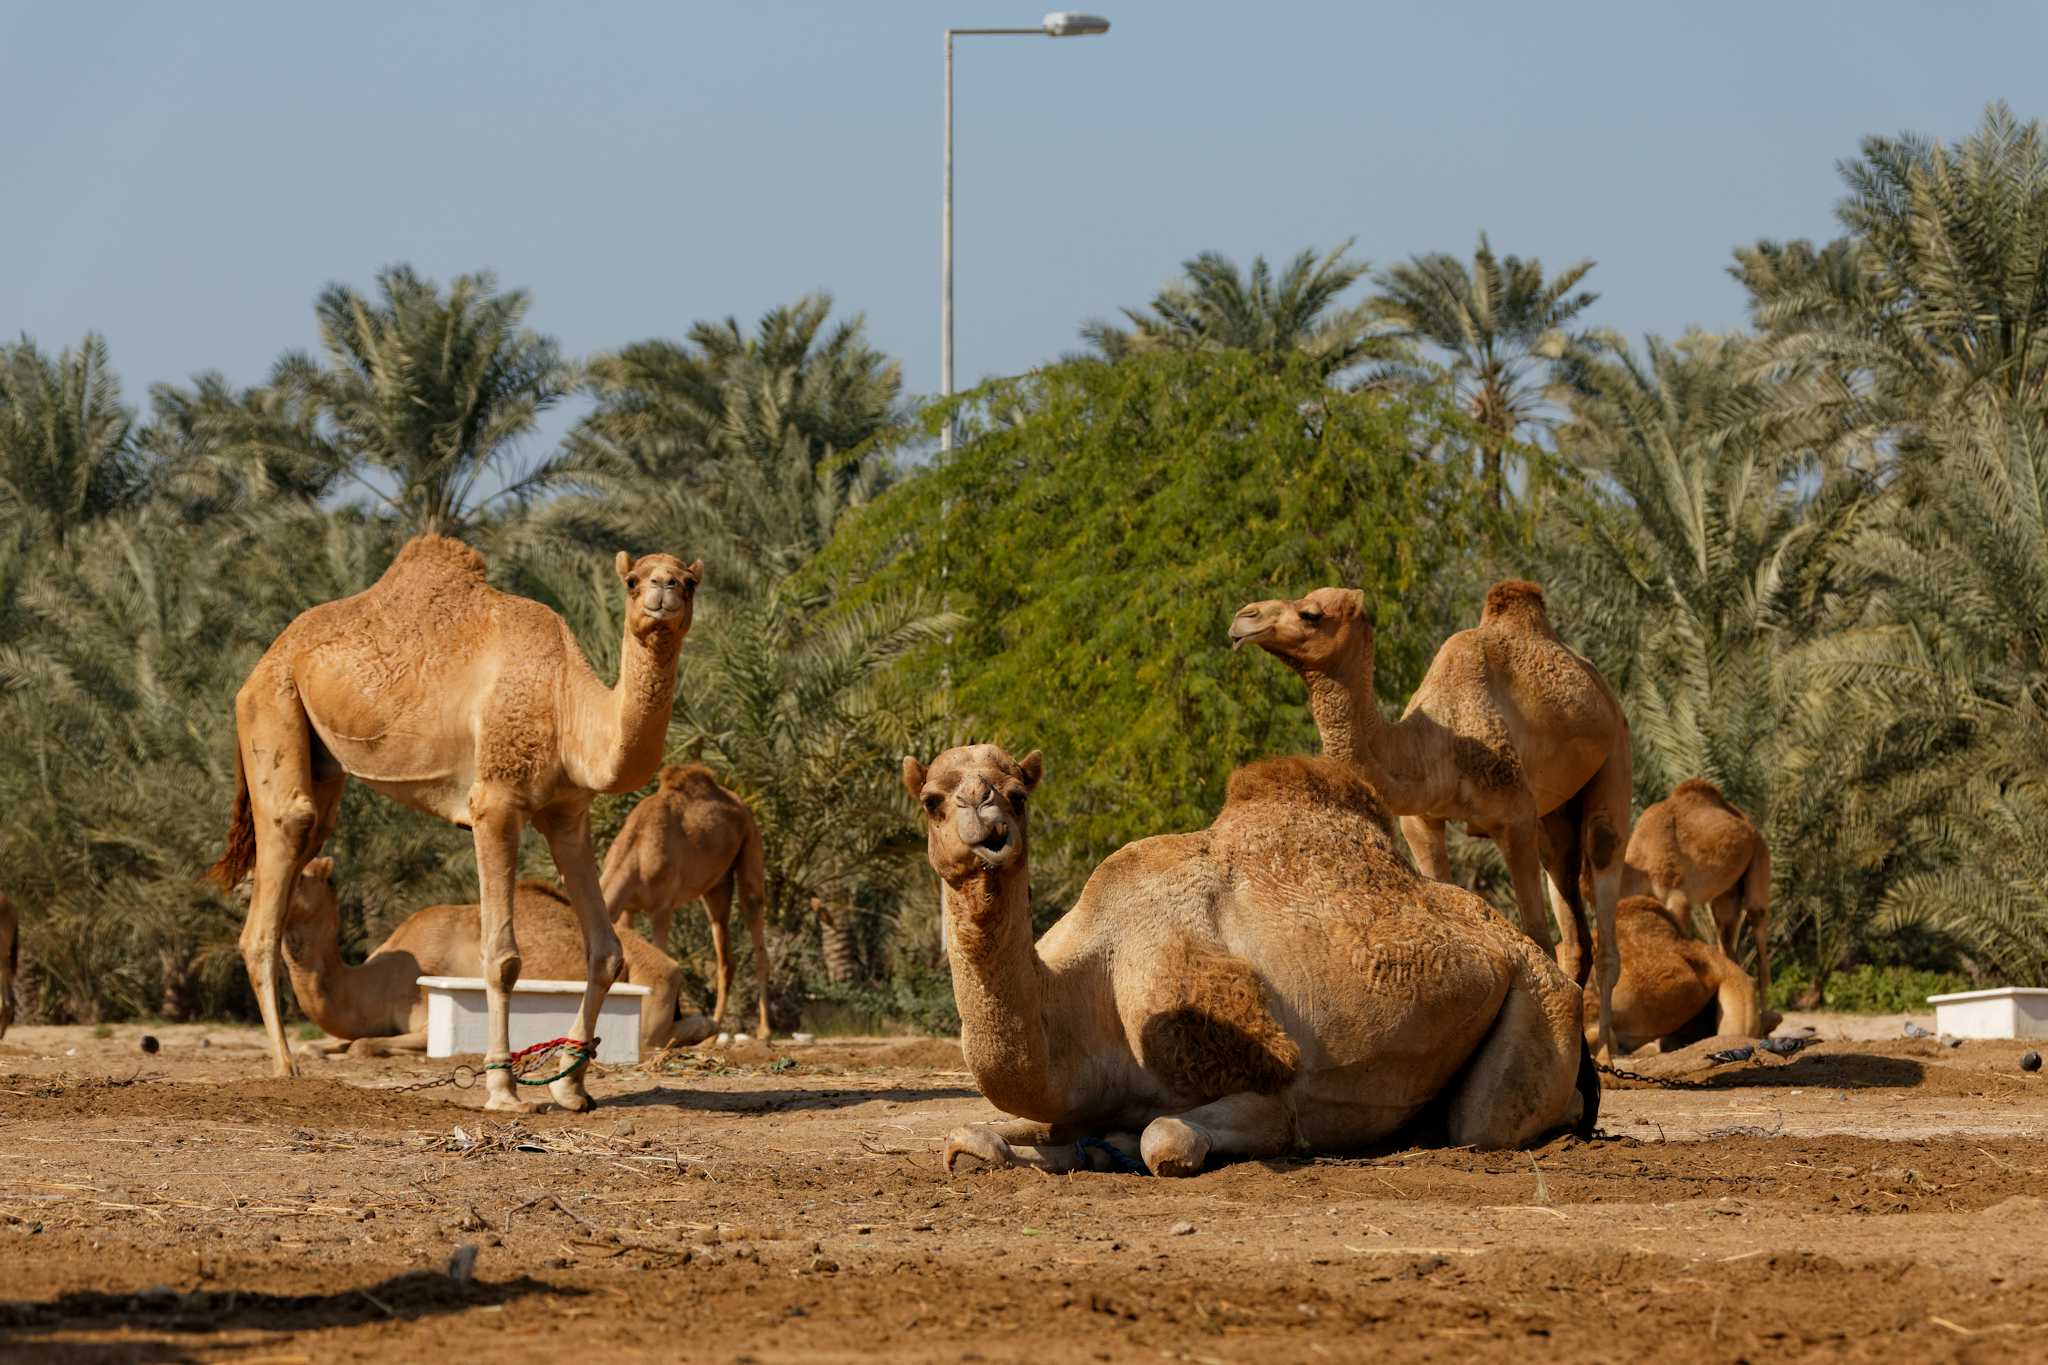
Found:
1074,1136 -> 1149,1175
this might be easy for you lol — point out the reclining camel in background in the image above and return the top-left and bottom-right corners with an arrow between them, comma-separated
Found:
279,858 -> 715,1056
1231,583 -> 1632,1060
209,533 -> 699,1112
0,892 -> 16,1040
1626,780 -> 1772,1004
602,763 -> 770,1038
908,744 -> 1595,1177
1597,895 -> 1760,1053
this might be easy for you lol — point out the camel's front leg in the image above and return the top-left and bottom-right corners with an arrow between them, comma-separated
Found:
535,802 -> 624,1114
943,1119 -> 1140,1173
1499,822 -> 1558,956
1140,1092 -> 1294,1177
1399,815 -> 1452,882
471,791 -> 534,1113
345,1032 -> 429,1057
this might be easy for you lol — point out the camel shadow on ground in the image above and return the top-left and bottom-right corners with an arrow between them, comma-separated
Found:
0,1270 -> 569,1364
604,1084 -> 978,1114
1685,1052 -> 1927,1090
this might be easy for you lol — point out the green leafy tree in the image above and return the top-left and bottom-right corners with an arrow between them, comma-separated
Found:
817,349 -> 1490,886
0,333 -> 141,547
1080,241 -> 1401,377
1372,234 -> 1612,507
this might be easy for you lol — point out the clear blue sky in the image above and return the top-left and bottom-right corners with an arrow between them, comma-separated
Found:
5,0 -> 2044,437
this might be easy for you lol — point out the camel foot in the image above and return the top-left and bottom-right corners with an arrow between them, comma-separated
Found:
482,1093 -> 546,1114
548,1075 -> 598,1113
942,1127 -> 1017,1173
1139,1117 -> 1211,1177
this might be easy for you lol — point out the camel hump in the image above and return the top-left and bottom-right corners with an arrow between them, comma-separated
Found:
382,533 -> 489,585
1221,756 -> 1395,832
1480,579 -> 1550,628
659,763 -> 722,795
1671,777 -> 1730,805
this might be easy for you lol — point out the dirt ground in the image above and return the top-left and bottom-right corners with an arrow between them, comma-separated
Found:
4,1021 -> 2048,1363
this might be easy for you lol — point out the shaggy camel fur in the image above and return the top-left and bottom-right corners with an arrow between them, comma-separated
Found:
1597,895 -> 1760,1053
210,533 -> 699,1111
601,764 -> 769,1038
908,744 -> 1595,1176
1231,583 -> 1633,1061
280,858 -> 715,1055
0,892 -> 15,1040
1625,780 -> 1773,1004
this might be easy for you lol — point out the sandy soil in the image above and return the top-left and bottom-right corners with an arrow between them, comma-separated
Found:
3,1019 -> 2048,1363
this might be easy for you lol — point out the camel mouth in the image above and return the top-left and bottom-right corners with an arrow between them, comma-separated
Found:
968,829 -> 1013,865
1228,621 -> 1270,652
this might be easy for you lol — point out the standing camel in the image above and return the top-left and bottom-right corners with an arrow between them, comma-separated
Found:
0,892 -> 16,1040
1625,780 -> 1772,1004
910,744 -> 1594,1175
280,858 -> 715,1056
601,763 -> 769,1038
1230,582 -> 1632,1060
208,533 -> 700,1112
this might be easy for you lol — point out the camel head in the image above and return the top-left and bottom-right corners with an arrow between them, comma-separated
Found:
1229,587 -> 1371,675
282,857 -> 340,961
615,551 -> 704,645
901,744 -> 1044,885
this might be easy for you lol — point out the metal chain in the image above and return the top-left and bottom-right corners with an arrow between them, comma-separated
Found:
380,1064 -> 479,1094
1598,1062 -> 1717,1092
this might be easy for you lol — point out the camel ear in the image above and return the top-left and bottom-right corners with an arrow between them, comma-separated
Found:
614,550 -> 635,586
685,559 -> 704,585
901,756 -> 928,801
1352,590 -> 1375,627
303,857 -> 333,882
1018,750 -> 1045,791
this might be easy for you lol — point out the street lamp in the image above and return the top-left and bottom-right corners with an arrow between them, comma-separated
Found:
940,12 -> 1111,451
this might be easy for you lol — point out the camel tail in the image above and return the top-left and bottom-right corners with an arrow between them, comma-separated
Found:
207,746 -> 256,892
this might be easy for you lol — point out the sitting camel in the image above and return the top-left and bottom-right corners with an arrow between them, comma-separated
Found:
209,533 -> 700,1112
1231,583 -> 1632,1061
0,892 -> 15,1040
1626,780 -> 1772,1004
907,744 -> 1595,1176
280,858 -> 715,1056
601,763 -> 769,1038
1597,895 -> 1760,1054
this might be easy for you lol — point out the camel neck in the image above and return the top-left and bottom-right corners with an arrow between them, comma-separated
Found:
943,868 -> 1061,1121
579,625 -> 680,795
1297,648 -> 1430,813
280,921 -> 417,1041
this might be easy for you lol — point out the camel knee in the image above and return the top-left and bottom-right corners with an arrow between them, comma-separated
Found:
485,951 -> 522,993
1585,817 -> 1621,872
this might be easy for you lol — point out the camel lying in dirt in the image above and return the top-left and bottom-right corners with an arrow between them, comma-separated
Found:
1626,780 -> 1772,1004
0,892 -> 15,1040
603,763 -> 770,1038
908,744 -> 1596,1176
280,859 -> 714,1056
1597,895 -> 1760,1054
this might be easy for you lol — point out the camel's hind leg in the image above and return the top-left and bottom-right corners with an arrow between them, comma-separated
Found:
1540,808 -> 1588,986
1578,743 -> 1632,1065
703,882 -> 735,1029
1446,947 -> 1588,1149
1499,820 -> 1558,956
1139,1091 -> 1294,1177
743,875 -> 771,1039
533,801 -> 625,1113
234,678 -> 342,1079
1400,815 -> 1452,881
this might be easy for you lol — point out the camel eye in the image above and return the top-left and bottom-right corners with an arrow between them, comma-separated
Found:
923,794 -> 943,816
1008,788 -> 1027,812
627,576 -> 640,591
1299,609 -> 1324,624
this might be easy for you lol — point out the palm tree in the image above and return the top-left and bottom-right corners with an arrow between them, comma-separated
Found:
1733,101 -> 2048,475
263,265 -> 574,536
0,333 -> 141,546
1372,234 -> 1612,506
1080,241 -> 1399,377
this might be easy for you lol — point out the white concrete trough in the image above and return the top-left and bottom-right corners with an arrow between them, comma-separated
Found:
419,976 -> 647,1066
1926,986 -> 2048,1040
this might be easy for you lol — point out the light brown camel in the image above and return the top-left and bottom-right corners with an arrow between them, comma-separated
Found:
1596,895 -> 1760,1053
601,763 -> 769,1038
209,533 -> 699,1112
907,744 -> 1595,1176
280,858 -> 715,1056
0,892 -> 16,1040
1230,582 -> 1633,1061
1625,780 -> 1773,1004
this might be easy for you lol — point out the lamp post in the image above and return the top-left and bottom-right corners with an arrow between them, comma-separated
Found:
941,11 -> 1110,451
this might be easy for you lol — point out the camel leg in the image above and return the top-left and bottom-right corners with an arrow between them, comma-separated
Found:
235,687 -> 337,1079
470,790 -> 534,1114
1712,959 -> 1762,1039
1400,815 -> 1452,882
1139,1091 -> 1294,1177
345,1032 -> 429,1057
1750,909 -> 1772,1011
704,884 -> 734,1028
1579,747 -> 1631,1066
747,881 -> 772,1040
1540,809 -> 1587,986
534,802 -> 625,1114
1447,945 -> 1589,1149
647,905 -> 675,957
1499,822 -> 1557,956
